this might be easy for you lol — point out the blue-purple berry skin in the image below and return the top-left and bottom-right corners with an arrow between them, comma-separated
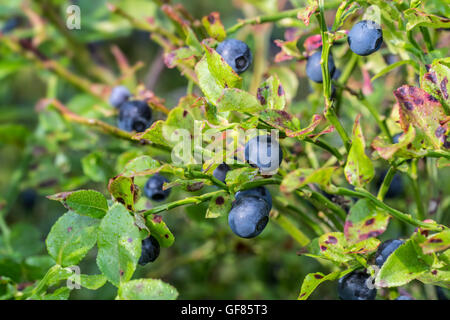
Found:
244,135 -> 283,174
138,236 -> 160,266
118,100 -> 152,133
144,174 -> 171,202
375,239 -> 404,267
109,85 -> 131,108
213,163 -> 230,183
338,271 -> 377,300
306,50 -> 336,83
348,20 -> 383,56
235,186 -> 272,210
228,196 -> 270,239
216,39 -> 252,74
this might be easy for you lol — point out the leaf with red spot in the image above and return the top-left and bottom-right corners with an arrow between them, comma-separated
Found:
372,125 -> 416,160
421,58 -> 450,110
280,167 -> 336,193
298,268 -> 356,300
257,76 -> 286,110
202,12 -> 226,41
394,85 -> 449,149
344,199 -> 390,244
145,214 -> 175,247
344,115 -> 375,187
419,229 -> 450,254
317,232 -> 352,263
260,111 -> 325,139
206,191 -> 232,218
344,238 -> 380,255
108,175 -> 137,212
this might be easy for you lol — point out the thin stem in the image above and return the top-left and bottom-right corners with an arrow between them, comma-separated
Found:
409,159 -> 425,220
304,137 -> 343,162
333,187 -> 445,231
189,171 -> 229,191
226,8 -> 306,35
272,213 -> 310,246
142,190 -> 223,216
237,177 -> 283,192
419,27 -> 433,53
359,95 -> 393,143
377,166 -> 396,200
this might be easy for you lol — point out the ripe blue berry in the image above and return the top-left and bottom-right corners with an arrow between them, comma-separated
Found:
375,239 -> 404,267
306,50 -> 336,83
338,270 -> 377,300
19,189 -> 37,210
396,295 -> 413,300
216,39 -> 252,74
392,132 -> 403,144
213,163 -> 230,183
244,135 -> 283,174
144,174 -> 171,202
109,85 -> 131,108
228,196 -> 270,239
118,100 -> 152,133
2,17 -> 20,34
348,20 -> 383,56
235,186 -> 272,210
138,235 -> 160,266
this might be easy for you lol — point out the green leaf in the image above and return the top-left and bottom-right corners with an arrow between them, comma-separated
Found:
344,199 -> 390,244
79,274 -> 108,290
9,223 -> 44,258
405,8 -> 450,31
42,287 -> 71,300
118,279 -> 178,300
97,203 -> 141,287
216,88 -> 263,113
375,240 -> 430,288
205,191 -> 232,218
225,167 -> 259,192
164,47 -> 198,69
145,214 -> 175,248
344,238 -> 380,255
122,155 -> 160,177
298,268 -> 355,300
394,85 -> 448,149
202,12 -> 226,41
344,115 -> 374,187
195,44 -> 242,104
46,211 -> 99,267
108,175 -> 137,212
48,190 -> 108,219
133,120 -> 170,147
421,58 -> 450,110
257,76 -> 287,110
280,167 -> 336,193
372,125 -> 416,160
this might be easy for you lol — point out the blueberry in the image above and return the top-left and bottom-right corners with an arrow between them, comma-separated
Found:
216,39 -> 252,74
396,295 -> 413,300
376,171 -> 404,199
348,20 -> 383,56
213,163 -> 230,183
435,286 -> 449,300
19,189 -> 37,210
235,186 -> 272,210
109,85 -> 131,108
306,50 -> 336,83
138,235 -> 160,266
338,270 -> 377,300
2,17 -> 20,34
392,132 -> 403,144
375,239 -> 404,267
228,196 -> 270,238
244,135 -> 283,174
118,100 -> 152,132
144,174 -> 171,202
